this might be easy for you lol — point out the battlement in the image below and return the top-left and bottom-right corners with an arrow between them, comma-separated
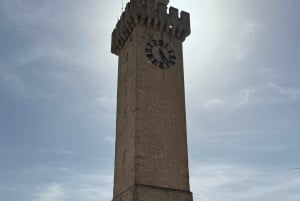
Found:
111,0 -> 191,55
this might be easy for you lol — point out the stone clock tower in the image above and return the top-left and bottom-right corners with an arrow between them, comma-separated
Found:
111,0 -> 192,200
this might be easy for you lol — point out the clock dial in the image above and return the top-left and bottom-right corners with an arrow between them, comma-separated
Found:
145,39 -> 176,69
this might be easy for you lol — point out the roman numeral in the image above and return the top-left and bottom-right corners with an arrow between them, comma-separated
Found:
159,40 -> 164,47
147,53 -> 154,59
159,62 -> 164,69
169,55 -> 176,60
147,42 -> 153,48
169,59 -> 175,65
152,58 -> 158,66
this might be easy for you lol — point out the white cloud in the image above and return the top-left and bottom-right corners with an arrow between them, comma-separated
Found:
0,71 -> 28,94
33,183 -> 65,201
103,136 -> 115,144
96,96 -> 116,108
235,48 -> 249,61
202,98 -> 225,109
39,149 -> 76,155
199,89 -> 257,110
32,171 -> 113,201
237,88 -> 256,106
268,82 -> 300,101
240,21 -> 257,39
64,172 -> 113,201
71,184 -> 111,201
190,162 -> 300,201
0,68 -> 57,99
95,96 -> 116,121
234,20 -> 258,61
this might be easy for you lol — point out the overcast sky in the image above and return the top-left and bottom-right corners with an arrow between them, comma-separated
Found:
0,0 -> 300,201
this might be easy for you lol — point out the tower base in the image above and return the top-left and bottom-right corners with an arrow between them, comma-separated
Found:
112,184 -> 193,201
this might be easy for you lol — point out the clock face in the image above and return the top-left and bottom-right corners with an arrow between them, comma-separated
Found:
145,39 -> 176,69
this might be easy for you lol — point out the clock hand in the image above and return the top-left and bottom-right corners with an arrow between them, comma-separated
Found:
159,48 -> 168,62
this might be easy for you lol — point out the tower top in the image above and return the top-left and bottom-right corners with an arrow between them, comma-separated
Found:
156,0 -> 169,5
111,0 -> 190,55
148,0 -> 169,5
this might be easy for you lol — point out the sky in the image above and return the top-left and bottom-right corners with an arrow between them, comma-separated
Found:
0,0 -> 299,201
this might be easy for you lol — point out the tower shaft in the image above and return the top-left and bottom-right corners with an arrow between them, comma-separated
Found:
111,1 -> 192,200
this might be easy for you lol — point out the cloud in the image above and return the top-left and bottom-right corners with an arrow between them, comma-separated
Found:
237,88 -> 256,106
268,82 -> 300,101
103,136 -> 115,144
240,21 -> 257,39
96,96 -> 116,109
70,184 -> 110,201
200,89 -> 256,110
31,171 -> 113,201
235,48 -> 249,61
0,71 -> 28,95
95,96 -> 116,121
33,183 -> 65,201
67,173 -> 113,201
190,162 -> 300,201
39,149 -> 76,155
234,20 -> 258,61
202,98 -> 225,109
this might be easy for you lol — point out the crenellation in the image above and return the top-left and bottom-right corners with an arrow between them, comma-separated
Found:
168,7 -> 179,18
111,29 -> 117,54
157,3 -> 167,15
179,11 -> 191,40
132,0 -> 145,11
111,0 -> 190,55
180,11 -> 189,20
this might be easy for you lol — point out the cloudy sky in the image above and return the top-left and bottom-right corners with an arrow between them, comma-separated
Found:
0,0 -> 299,201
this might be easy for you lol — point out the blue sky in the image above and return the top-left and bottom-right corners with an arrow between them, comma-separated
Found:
0,0 -> 299,201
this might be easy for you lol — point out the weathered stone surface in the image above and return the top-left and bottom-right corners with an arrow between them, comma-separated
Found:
113,184 -> 193,201
111,0 -> 192,200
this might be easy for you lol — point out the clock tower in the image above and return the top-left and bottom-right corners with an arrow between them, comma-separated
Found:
111,0 -> 192,200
